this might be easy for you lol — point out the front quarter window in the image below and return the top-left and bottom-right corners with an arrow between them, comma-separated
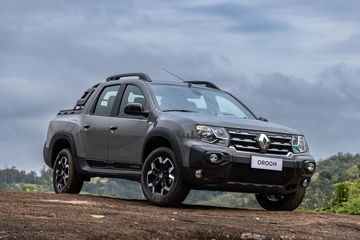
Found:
118,85 -> 146,118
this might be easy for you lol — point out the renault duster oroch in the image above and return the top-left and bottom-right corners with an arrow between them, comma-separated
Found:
43,73 -> 316,210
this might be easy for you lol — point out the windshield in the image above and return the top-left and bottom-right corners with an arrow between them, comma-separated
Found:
148,84 -> 255,119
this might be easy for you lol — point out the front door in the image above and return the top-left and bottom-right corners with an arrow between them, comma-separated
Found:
108,84 -> 149,166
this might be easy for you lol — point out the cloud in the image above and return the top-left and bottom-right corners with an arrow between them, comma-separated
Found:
0,0 -> 360,171
211,63 -> 360,159
290,0 -> 360,21
185,3 -> 289,33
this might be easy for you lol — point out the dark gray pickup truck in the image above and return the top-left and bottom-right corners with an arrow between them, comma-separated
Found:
43,72 -> 316,210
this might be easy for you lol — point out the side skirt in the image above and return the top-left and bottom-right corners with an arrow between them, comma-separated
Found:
74,157 -> 142,181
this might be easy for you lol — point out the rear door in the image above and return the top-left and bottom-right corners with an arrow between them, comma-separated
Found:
81,84 -> 120,161
108,84 -> 149,166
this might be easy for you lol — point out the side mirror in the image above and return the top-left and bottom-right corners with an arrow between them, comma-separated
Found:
258,117 -> 269,122
124,103 -> 149,116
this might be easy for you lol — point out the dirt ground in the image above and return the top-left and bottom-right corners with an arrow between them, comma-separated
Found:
0,191 -> 359,240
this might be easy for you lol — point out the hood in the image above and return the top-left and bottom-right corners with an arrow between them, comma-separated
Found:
164,112 -> 301,135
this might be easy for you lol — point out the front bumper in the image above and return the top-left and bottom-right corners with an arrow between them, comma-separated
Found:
183,145 -> 316,195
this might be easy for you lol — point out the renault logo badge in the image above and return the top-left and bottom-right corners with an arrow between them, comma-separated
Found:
256,133 -> 271,151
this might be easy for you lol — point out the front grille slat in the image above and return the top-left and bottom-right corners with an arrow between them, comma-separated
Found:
270,142 -> 291,147
267,148 -> 290,153
230,137 -> 256,144
229,163 -> 294,185
234,145 -> 259,150
228,129 -> 293,155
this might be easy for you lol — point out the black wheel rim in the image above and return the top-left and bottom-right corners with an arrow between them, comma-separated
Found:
55,156 -> 69,191
146,156 -> 175,196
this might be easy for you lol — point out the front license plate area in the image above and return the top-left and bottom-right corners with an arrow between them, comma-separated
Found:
251,156 -> 283,171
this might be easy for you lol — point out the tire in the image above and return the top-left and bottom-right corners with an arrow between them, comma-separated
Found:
141,147 -> 190,206
255,189 -> 306,211
53,148 -> 83,194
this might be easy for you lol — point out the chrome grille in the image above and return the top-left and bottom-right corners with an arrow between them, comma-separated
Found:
227,129 -> 293,155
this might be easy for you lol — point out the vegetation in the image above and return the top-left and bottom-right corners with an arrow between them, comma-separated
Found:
0,167 -> 143,199
318,179 -> 360,215
0,167 -> 52,193
301,153 -> 360,210
0,153 -> 359,214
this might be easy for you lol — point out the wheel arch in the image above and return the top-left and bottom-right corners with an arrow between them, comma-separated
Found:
142,128 -> 184,168
49,132 -> 77,168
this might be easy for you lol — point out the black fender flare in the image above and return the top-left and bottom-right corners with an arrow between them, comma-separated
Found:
48,132 -> 78,168
142,127 -> 184,168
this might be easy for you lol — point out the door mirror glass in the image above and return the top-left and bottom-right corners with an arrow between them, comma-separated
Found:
124,103 -> 146,116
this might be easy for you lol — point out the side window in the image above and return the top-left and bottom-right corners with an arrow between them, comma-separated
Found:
93,85 -> 120,116
119,85 -> 146,117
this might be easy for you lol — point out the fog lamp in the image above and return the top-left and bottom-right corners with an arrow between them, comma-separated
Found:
209,153 -> 219,163
302,178 -> 310,187
306,162 -> 315,173
195,169 -> 203,179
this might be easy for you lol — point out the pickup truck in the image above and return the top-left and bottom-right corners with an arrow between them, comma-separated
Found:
43,72 -> 316,210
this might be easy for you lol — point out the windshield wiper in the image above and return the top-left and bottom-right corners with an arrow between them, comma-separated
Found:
215,112 -> 234,116
163,109 -> 198,113
215,112 -> 247,118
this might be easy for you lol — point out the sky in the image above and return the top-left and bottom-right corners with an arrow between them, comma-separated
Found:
0,0 -> 360,171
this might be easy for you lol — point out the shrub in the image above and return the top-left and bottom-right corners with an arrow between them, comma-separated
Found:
319,179 -> 360,215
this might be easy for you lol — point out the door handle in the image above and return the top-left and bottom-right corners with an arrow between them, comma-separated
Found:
109,126 -> 118,131
83,124 -> 90,129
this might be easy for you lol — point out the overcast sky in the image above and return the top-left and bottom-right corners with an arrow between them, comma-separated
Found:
1,0 -> 360,171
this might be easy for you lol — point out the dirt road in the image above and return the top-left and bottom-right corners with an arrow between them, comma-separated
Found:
0,190 -> 359,240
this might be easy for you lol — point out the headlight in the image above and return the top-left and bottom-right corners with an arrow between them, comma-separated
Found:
292,135 -> 307,153
196,125 -> 229,146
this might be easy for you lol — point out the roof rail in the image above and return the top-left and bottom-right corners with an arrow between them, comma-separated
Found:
106,72 -> 152,82
184,81 -> 220,90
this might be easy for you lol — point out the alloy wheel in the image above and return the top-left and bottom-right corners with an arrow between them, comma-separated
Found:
146,156 -> 175,196
55,156 -> 69,191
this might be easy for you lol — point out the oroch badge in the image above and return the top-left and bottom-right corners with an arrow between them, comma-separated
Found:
256,133 -> 271,151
